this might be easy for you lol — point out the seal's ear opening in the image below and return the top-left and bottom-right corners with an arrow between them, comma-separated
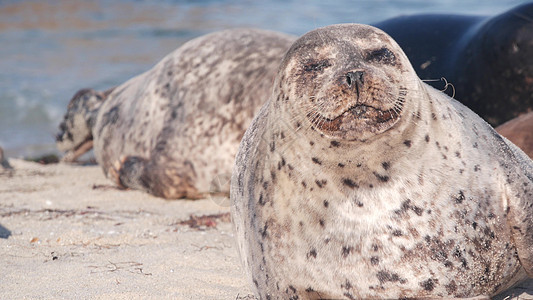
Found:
56,88 -> 111,159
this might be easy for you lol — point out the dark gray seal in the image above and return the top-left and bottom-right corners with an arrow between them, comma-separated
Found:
57,28 -> 295,199
231,24 -> 533,299
374,3 -> 533,126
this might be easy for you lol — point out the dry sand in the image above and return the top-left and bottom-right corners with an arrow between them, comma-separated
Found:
0,158 -> 532,299
0,159 -> 253,299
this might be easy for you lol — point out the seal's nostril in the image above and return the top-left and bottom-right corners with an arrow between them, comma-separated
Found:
346,71 -> 364,87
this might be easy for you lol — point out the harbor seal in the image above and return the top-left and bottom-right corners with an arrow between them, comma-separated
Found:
57,28 -> 295,199
231,24 -> 533,299
374,2 -> 533,126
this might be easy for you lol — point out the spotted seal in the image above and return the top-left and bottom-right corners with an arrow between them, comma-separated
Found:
231,24 -> 533,299
57,28 -> 295,199
374,2 -> 533,127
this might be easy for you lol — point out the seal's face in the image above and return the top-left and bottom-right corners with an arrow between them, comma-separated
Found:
56,88 -> 109,152
278,24 -> 416,141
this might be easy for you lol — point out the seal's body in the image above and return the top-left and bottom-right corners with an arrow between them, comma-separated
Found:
231,24 -> 533,299
374,3 -> 533,126
57,28 -> 295,199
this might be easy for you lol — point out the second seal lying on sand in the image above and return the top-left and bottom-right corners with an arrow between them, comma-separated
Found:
231,24 -> 533,299
57,28 -> 295,199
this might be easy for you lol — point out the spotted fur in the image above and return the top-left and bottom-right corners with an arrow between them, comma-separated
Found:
57,29 -> 295,199
231,24 -> 533,299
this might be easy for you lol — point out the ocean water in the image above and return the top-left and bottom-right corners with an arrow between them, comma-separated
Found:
0,0 -> 530,158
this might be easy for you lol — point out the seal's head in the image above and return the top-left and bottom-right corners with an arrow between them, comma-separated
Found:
276,24 -> 419,141
56,88 -> 113,157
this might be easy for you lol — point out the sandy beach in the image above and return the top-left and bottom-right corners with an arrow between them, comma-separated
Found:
0,158 -> 532,299
0,159 -> 253,299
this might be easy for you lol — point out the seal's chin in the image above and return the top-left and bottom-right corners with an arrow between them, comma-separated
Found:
309,103 -> 400,140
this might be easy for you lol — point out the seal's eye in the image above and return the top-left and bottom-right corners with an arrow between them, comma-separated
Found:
303,60 -> 332,72
367,48 -> 396,65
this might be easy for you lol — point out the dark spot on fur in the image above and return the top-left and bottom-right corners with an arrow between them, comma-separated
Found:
377,270 -> 405,284
425,135 -> 430,143
342,279 -> 352,290
323,200 -> 329,208
474,165 -> 481,172
455,151 -> 461,158
309,141 -> 314,146
420,279 -> 436,291
445,281 -> 457,294
453,190 -> 465,204
258,193 -> 265,206
431,112 -> 437,120
319,219 -> 325,227
261,223 -> 268,239
312,157 -> 322,165
344,293 -> 356,300
330,140 -> 340,147
392,229 -> 403,237
382,162 -> 390,170
307,249 -> 317,259
373,172 -> 390,182
301,181 -> 307,188
338,163 -> 345,168
370,256 -> 380,265
403,140 -> 412,147
305,287 -> 315,293
315,179 -> 327,188
102,105 -> 120,127
343,178 -> 358,188
342,246 -> 353,258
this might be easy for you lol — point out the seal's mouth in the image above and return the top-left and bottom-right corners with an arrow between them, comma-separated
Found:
310,103 -> 398,133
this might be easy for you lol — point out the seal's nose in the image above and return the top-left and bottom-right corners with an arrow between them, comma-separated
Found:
346,71 -> 364,97
346,71 -> 364,87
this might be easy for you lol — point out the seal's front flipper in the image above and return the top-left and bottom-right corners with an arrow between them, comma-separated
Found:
116,156 -> 202,200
